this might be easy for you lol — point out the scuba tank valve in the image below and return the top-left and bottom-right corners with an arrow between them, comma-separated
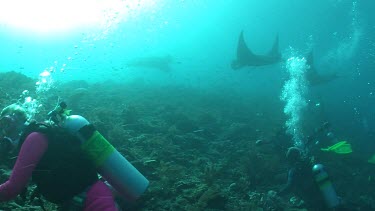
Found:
47,101 -> 68,125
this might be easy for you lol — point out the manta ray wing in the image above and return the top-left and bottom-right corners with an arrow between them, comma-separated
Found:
268,34 -> 280,57
306,51 -> 339,86
231,31 -> 282,69
237,31 -> 256,62
231,31 -> 256,69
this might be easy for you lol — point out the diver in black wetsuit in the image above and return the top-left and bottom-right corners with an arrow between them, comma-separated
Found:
279,147 -> 329,210
278,146 -> 364,211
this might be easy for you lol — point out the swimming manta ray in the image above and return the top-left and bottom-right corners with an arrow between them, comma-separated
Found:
231,31 -> 282,70
126,55 -> 173,72
306,51 -> 339,86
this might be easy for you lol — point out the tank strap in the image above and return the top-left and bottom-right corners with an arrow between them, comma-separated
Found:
78,124 -> 96,140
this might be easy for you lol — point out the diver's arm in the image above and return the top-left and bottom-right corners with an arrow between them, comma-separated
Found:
0,132 -> 48,201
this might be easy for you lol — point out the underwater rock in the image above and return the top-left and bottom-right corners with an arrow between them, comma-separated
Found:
121,104 -> 139,124
222,122 -> 255,141
0,71 -> 35,100
0,73 -> 370,210
185,185 -> 227,210
68,87 -> 88,100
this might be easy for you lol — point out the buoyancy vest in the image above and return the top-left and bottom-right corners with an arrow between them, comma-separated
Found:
18,122 -> 98,204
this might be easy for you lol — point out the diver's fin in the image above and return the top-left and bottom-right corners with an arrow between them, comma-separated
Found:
237,31 -> 255,61
268,34 -> 280,56
368,154 -> 375,164
321,141 -> 352,154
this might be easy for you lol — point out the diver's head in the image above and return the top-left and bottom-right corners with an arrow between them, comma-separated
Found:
0,104 -> 28,145
286,147 -> 303,165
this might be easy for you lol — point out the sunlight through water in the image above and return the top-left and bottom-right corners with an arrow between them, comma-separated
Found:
0,0 -> 158,117
0,0 -> 156,34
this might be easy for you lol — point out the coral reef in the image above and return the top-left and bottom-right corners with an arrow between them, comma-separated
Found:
0,71 -> 374,210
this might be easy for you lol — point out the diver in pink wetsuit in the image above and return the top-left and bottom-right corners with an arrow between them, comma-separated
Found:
0,104 -> 118,210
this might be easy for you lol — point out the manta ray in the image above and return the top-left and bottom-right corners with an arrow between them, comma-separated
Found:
126,55 -> 173,72
231,31 -> 282,69
306,51 -> 339,86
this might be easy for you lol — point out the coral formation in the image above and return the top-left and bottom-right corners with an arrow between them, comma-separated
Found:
0,71 -> 374,210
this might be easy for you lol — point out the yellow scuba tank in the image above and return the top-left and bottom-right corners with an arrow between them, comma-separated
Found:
48,102 -> 149,201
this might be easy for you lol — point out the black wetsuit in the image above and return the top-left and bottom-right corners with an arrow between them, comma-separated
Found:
280,160 -> 328,210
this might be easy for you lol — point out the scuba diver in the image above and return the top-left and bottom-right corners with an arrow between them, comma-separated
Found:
0,102 -> 149,210
306,121 -> 338,150
279,146 -> 359,211
278,147 -> 336,210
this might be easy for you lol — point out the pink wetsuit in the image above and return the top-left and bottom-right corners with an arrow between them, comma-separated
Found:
0,132 -> 117,211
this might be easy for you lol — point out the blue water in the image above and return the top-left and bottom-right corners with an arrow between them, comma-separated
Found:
0,0 -> 374,151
